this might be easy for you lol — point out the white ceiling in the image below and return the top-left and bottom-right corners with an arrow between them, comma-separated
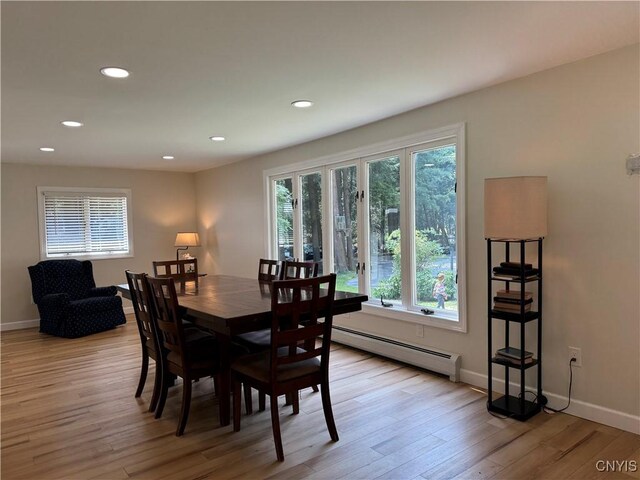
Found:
2,2 -> 638,173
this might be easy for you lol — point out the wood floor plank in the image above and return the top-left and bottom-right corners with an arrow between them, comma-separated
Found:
2,318 -> 637,480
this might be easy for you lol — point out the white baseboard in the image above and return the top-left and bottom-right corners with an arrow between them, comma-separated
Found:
460,368 -> 640,435
1,306 -> 135,332
0,319 -> 40,331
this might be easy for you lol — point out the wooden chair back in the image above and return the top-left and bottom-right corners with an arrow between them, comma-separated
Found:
152,259 -> 198,287
258,259 -> 280,283
125,270 -> 157,348
269,274 -> 336,382
279,260 -> 319,280
146,276 -> 189,368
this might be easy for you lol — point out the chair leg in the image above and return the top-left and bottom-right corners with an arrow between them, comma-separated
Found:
135,351 -> 149,398
244,384 -> 253,415
303,339 -> 319,393
176,377 -> 192,436
213,375 -> 219,397
270,395 -> 284,462
148,360 -> 162,412
292,390 -> 299,415
233,379 -> 242,432
320,383 -> 339,442
155,370 -> 170,419
259,392 -> 266,412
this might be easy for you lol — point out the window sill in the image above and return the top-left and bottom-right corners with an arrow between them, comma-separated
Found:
361,302 -> 466,333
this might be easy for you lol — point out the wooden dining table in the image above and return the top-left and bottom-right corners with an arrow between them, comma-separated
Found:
117,274 -> 368,426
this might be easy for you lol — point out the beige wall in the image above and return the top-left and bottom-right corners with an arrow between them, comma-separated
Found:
195,45 -> 640,418
1,164 -> 199,324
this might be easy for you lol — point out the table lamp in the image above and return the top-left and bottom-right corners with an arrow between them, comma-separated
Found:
175,232 -> 200,261
484,176 -> 547,240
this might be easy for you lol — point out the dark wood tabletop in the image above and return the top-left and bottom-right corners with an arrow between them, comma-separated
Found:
116,274 -> 368,426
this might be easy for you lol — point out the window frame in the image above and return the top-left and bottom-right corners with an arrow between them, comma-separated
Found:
37,186 -> 134,261
264,122 -> 466,333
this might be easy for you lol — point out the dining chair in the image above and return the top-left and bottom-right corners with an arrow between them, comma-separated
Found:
125,270 -> 163,413
279,259 -> 318,280
236,258 -> 323,410
280,260 -> 322,392
231,274 -> 339,462
152,259 -> 199,288
146,275 -> 220,436
258,258 -> 280,282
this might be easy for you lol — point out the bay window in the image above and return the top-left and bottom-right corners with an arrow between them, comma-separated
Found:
266,123 -> 466,331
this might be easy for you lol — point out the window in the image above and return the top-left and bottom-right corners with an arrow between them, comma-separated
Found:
269,169 -> 324,272
38,187 -> 133,260
266,123 -> 466,331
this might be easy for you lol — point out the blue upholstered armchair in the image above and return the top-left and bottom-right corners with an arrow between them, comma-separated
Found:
28,260 -> 126,338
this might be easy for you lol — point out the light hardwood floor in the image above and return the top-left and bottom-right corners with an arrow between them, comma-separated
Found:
2,317 -> 638,479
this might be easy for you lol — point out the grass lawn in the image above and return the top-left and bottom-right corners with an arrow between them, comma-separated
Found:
337,271 -> 459,311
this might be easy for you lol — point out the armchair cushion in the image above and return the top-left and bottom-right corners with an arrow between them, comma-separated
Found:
90,286 -> 118,297
39,292 -> 70,308
70,296 -> 123,315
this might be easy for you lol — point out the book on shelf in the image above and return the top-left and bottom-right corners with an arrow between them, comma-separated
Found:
496,289 -> 533,300
493,302 -> 532,312
492,273 -> 539,281
496,347 -> 533,359
500,261 -> 533,270
494,354 -> 535,366
493,267 -> 539,278
493,296 -> 533,305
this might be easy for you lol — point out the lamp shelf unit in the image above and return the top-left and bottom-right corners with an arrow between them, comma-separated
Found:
487,237 -> 544,421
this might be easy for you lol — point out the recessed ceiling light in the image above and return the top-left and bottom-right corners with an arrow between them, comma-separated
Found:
162,155 -> 175,160
100,67 -> 130,78
40,147 -> 55,152
61,120 -> 83,128
291,100 -> 313,108
209,136 -> 225,142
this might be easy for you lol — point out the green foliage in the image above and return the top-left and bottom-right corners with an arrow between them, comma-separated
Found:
275,181 -> 293,242
414,145 -> 456,247
368,157 -> 400,252
372,230 -> 455,301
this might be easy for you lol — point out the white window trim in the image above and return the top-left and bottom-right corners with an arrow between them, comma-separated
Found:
263,122 -> 466,333
37,186 -> 134,261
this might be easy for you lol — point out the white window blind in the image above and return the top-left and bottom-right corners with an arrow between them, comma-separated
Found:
40,189 -> 132,258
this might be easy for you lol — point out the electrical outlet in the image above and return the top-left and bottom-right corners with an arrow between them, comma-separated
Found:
415,324 -> 424,338
568,346 -> 582,367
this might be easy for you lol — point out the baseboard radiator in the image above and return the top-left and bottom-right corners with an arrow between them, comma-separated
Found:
331,326 -> 461,382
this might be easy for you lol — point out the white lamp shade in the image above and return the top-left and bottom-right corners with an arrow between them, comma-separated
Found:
174,232 -> 200,247
484,176 -> 548,239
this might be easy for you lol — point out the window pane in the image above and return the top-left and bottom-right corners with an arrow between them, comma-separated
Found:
413,145 -> 457,312
274,178 -> 294,261
368,156 -> 401,302
331,165 -> 358,292
43,192 -> 130,257
300,172 -> 323,274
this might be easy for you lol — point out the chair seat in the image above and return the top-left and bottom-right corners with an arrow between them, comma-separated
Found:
231,347 -> 320,383
235,329 -> 271,350
69,296 -> 123,314
166,330 -> 219,370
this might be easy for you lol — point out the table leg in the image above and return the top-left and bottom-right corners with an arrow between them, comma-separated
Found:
218,335 -> 231,426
